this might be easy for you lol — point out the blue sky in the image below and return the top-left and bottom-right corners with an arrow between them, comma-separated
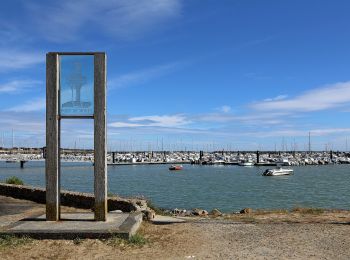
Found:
1,0 -> 350,151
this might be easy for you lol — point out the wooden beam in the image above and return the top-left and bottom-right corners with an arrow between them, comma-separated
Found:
46,53 -> 60,221
94,53 -> 107,221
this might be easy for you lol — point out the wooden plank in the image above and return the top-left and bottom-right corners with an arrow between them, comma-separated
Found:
94,53 -> 107,221
46,53 -> 60,221
48,52 -> 104,55
59,115 -> 94,119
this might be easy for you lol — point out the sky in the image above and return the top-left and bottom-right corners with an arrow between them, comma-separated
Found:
1,0 -> 350,151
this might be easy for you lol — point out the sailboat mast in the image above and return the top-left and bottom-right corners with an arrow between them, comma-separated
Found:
308,132 -> 311,152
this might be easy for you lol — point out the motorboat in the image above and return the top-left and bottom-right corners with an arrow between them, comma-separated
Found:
169,165 -> 183,171
262,167 -> 293,176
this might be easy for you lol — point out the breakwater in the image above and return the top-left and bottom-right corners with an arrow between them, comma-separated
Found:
0,183 -> 147,213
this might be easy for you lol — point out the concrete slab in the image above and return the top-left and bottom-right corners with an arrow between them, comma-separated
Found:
151,215 -> 186,224
1,212 -> 142,239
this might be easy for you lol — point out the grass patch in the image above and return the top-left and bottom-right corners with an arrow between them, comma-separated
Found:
239,216 -> 257,223
128,233 -> 147,246
73,237 -> 82,245
291,207 -> 325,215
105,233 -> 148,247
146,200 -> 170,216
0,235 -> 32,248
107,192 -> 116,197
254,209 -> 289,215
4,176 -> 24,185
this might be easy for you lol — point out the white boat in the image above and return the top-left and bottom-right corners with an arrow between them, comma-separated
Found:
262,167 -> 293,176
238,160 -> 254,166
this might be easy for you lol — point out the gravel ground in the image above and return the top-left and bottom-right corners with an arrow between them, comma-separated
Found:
1,196 -> 350,259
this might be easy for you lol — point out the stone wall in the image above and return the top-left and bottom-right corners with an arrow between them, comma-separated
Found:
0,183 -> 147,213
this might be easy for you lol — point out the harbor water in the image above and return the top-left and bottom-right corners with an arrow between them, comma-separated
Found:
0,161 -> 349,212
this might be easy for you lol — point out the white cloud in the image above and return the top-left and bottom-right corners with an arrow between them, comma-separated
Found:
263,95 -> 288,102
242,128 -> 350,138
0,80 -> 42,94
130,114 -> 190,127
310,128 -> 350,136
6,98 -> 46,112
109,114 -> 190,128
26,0 -> 182,42
193,112 -> 289,125
109,62 -> 183,90
251,81 -> 350,112
109,122 -> 144,128
217,105 -> 231,113
0,50 -> 43,71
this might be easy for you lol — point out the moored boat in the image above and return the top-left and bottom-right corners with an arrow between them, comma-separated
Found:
169,165 -> 183,171
262,167 -> 293,176
238,160 -> 254,167
5,158 -> 18,163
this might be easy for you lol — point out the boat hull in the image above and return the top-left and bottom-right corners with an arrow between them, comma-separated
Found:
263,169 -> 293,176
238,162 -> 254,167
169,165 -> 183,171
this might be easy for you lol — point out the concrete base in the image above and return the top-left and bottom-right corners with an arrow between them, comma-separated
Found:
151,215 -> 186,224
1,212 -> 142,239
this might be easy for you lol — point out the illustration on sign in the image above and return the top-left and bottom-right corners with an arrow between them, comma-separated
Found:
60,55 -> 94,116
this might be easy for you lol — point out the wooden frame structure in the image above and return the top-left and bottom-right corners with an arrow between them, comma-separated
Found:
46,52 -> 107,221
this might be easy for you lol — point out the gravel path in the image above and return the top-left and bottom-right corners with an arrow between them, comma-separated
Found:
1,196 -> 350,259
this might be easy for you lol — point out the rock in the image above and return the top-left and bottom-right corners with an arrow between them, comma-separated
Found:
184,210 -> 193,216
210,208 -> 222,216
240,208 -> 253,214
110,210 -> 123,213
142,209 -> 156,220
192,208 -> 208,216
172,208 -> 181,214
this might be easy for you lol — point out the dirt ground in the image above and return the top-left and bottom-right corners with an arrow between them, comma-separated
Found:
1,196 -> 350,259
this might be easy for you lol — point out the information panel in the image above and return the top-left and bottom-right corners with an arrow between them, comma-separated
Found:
59,55 -> 94,116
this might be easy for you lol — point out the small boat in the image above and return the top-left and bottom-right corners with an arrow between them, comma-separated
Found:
169,165 -> 183,171
238,160 -> 254,167
5,159 -> 18,163
262,167 -> 293,176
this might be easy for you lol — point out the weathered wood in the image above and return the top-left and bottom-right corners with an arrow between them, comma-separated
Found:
46,53 -> 60,221
94,53 -> 107,221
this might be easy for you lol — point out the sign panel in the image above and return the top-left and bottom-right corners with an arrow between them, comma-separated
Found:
59,55 -> 94,116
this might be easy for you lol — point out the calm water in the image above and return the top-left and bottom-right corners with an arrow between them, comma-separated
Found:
0,161 -> 349,212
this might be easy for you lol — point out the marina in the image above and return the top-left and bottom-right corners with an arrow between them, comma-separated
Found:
1,148 -> 350,166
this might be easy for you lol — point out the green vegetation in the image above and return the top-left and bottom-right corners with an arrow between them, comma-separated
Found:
0,235 -> 32,248
238,216 -> 257,223
147,199 -> 169,216
105,233 -> 148,247
128,233 -> 147,246
107,192 -> 116,197
254,209 -> 289,215
4,176 -> 24,185
73,237 -> 82,245
291,207 -> 325,215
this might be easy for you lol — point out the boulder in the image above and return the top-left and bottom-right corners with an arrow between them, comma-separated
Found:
210,208 -> 222,216
192,208 -> 208,216
172,208 -> 181,214
240,208 -> 253,214
142,209 -> 156,220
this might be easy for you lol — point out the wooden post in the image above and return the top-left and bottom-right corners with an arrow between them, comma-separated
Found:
94,53 -> 107,221
46,53 -> 60,221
